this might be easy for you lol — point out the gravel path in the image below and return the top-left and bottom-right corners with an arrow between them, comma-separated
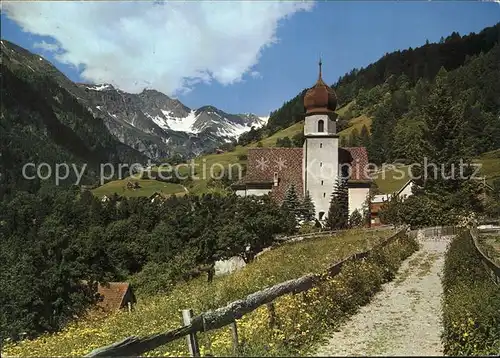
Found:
313,238 -> 449,357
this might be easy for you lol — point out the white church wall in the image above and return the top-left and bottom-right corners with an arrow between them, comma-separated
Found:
235,189 -> 247,197
305,137 -> 339,220
241,188 -> 272,197
348,187 -> 370,216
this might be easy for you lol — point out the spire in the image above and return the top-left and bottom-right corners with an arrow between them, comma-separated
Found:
318,57 -> 323,81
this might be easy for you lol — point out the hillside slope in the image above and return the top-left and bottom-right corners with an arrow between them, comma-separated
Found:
262,23 -> 500,135
1,41 -> 147,196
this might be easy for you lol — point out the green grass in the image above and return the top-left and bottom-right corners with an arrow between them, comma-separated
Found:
338,114 -> 372,139
249,121 -> 304,148
474,149 -> 500,185
2,228 -> 396,357
373,149 -> 500,194
479,235 -> 500,266
373,164 -> 412,194
92,178 -> 186,198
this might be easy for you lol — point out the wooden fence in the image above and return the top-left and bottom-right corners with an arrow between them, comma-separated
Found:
408,225 -> 460,240
470,227 -> 500,286
85,229 -> 407,357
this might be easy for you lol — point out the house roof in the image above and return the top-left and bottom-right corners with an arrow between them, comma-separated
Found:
371,202 -> 385,213
237,146 -> 370,203
97,282 -> 133,311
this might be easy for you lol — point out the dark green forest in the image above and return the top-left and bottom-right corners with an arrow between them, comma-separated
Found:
0,189 -> 297,340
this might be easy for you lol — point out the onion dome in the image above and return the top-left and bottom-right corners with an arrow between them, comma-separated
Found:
304,59 -> 337,114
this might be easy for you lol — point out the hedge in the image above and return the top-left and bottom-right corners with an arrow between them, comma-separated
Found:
441,230 -> 500,355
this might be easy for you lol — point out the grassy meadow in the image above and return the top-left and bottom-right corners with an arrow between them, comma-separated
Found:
92,178 -> 186,198
2,228 -> 399,357
478,235 -> 500,266
474,149 -> 500,185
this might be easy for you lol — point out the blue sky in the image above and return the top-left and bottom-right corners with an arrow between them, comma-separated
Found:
1,1 -> 499,116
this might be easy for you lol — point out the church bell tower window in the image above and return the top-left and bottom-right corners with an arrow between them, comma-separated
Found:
318,120 -> 324,132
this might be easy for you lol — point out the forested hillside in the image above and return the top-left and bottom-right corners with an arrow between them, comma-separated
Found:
0,189 -> 296,341
0,43 -> 147,198
239,23 -> 500,164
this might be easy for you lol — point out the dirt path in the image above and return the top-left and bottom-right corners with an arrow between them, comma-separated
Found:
313,239 -> 448,357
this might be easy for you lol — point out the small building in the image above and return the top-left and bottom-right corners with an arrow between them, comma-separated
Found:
97,282 -> 136,312
149,191 -> 169,203
126,181 -> 141,190
370,180 -> 417,226
395,179 -> 416,202
370,195 -> 390,227
101,195 -> 110,203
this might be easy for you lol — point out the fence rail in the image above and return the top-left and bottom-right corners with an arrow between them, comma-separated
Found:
85,229 -> 407,357
470,228 -> 500,285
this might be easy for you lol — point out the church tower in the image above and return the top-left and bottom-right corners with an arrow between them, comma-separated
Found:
303,59 -> 339,220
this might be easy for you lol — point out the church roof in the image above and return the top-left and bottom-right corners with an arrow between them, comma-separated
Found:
236,146 -> 371,203
339,147 -> 371,182
237,148 -> 304,203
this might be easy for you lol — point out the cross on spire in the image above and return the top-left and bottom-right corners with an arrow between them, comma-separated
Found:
318,56 -> 323,80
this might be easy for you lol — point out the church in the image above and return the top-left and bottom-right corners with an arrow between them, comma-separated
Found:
233,61 -> 371,221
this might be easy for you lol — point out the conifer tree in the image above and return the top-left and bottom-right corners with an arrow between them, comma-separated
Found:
299,190 -> 315,222
415,67 -> 482,215
360,124 -> 370,147
325,178 -> 349,230
350,128 -> 361,146
281,184 -> 300,218
349,209 -> 363,228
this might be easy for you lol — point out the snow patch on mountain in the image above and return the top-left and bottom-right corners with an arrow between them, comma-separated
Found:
163,110 -> 200,133
258,116 -> 270,125
220,123 -> 263,138
87,84 -> 112,91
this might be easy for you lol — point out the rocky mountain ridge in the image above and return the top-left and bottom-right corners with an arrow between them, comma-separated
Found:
2,39 -> 268,160
77,83 -> 268,159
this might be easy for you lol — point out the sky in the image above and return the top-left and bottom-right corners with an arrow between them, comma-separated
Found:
1,1 -> 499,116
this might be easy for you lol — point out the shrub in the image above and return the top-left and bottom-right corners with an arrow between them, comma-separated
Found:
297,222 -> 321,235
441,231 -> 500,355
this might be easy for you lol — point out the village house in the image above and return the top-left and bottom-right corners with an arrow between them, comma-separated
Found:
233,61 -> 371,221
370,179 -> 417,226
97,282 -> 136,312
149,191 -> 169,203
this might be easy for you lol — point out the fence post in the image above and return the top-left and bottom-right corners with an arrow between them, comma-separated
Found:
230,321 -> 239,355
266,302 -> 277,328
181,309 -> 200,357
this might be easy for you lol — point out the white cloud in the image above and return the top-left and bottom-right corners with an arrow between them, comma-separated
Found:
250,71 -> 262,79
33,40 -> 61,53
3,1 -> 314,95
